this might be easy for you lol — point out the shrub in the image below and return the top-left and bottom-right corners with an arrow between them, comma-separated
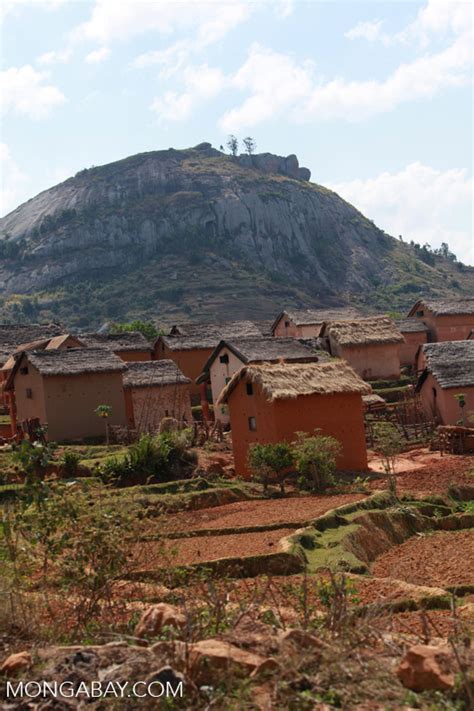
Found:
293,431 -> 341,493
247,441 -> 294,494
101,430 -> 196,486
372,420 -> 404,495
11,440 -> 54,484
60,450 -> 81,477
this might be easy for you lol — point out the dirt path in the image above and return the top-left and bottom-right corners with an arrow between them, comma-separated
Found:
372,530 -> 474,587
156,493 -> 367,534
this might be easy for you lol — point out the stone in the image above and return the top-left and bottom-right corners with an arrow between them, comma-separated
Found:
188,639 -> 265,685
298,167 -> 311,181
134,603 -> 186,639
0,651 -> 32,675
397,644 -> 455,691
250,657 -> 281,679
278,628 -> 325,655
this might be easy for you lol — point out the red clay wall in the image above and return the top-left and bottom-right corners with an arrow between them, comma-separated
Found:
419,373 -> 474,425
400,332 -> 428,367
154,342 -> 213,401
413,308 -> 474,342
330,342 -> 401,380
273,317 -> 322,338
228,383 -> 368,478
126,383 -> 192,432
116,350 -> 152,362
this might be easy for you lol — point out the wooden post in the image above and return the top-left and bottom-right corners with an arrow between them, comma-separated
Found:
199,382 -> 211,422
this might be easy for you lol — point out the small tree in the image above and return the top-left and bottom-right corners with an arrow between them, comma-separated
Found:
243,136 -> 256,155
372,421 -> 404,495
293,431 -> 341,493
226,134 -> 239,157
95,404 -> 112,446
247,441 -> 294,495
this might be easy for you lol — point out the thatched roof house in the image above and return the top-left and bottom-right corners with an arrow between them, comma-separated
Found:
396,318 -> 429,334
123,360 -> 192,433
80,332 -> 152,361
1,334 -> 84,373
5,348 -> 127,442
319,316 -> 403,380
271,307 -> 361,338
0,323 -> 63,366
415,340 -> 474,425
219,361 -> 371,404
407,298 -> 474,342
218,361 -> 370,476
155,322 -> 263,402
198,336 -> 326,424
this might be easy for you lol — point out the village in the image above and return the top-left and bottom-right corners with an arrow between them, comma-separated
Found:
1,297 -> 473,709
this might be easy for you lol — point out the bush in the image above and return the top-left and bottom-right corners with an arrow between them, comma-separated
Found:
60,450 -> 80,477
293,431 -> 341,493
247,441 -> 294,494
101,430 -> 196,486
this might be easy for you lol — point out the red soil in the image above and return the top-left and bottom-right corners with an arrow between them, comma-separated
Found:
159,493 -> 367,534
136,528 -> 296,568
372,531 -> 474,588
367,454 -> 474,496
374,608 -> 473,639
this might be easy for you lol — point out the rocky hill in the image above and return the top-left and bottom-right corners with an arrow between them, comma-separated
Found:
0,142 -> 472,328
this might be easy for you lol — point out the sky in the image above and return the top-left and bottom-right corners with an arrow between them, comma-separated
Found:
1,0 -> 473,264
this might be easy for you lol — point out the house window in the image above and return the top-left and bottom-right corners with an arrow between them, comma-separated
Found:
248,416 -> 257,431
219,354 -> 229,364
20,366 -> 29,375
284,320 -> 290,328
416,310 -> 424,317
26,388 -> 33,399
432,387 -> 437,399
165,409 -> 169,416
246,382 -> 253,396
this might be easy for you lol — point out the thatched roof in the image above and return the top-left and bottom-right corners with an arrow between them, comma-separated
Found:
362,393 -> 386,406
123,360 -> 190,388
416,340 -> 474,390
0,323 -> 63,366
218,360 -> 371,404
80,331 -> 152,352
271,307 -> 361,333
161,321 -> 263,351
408,298 -> 474,317
6,348 -> 126,386
321,316 -> 404,346
396,318 -> 429,334
1,334 -> 82,371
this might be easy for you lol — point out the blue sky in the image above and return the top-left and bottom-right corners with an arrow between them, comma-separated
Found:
1,0 -> 473,263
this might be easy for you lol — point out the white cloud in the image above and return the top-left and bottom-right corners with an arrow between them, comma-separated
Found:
396,0 -> 472,46
74,0 -> 253,46
0,0 -> 66,23
328,162 -> 474,265
219,45 -> 314,131
345,19 -> 384,42
0,143 -> 29,216
0,65 -> 65,119
151,64 -> 225,122
85,47 -> 111,64
37,47 -> 72,65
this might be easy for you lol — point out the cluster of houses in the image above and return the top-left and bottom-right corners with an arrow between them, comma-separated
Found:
0,296 -> 473,477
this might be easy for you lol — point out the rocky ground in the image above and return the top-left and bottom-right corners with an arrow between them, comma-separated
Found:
1,451 -> 473,709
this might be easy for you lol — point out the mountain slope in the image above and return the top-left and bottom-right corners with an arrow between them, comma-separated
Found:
0,142 -> 472,327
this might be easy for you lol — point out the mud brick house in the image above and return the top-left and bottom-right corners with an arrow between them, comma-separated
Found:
79,332 -> 152,361
154,321 -> 262,405
396,319 -> 429,368
0,323 -> 65,411
415,340 -> 474,425
218,361 -> 371,477
407,298 -> 474,342
197,336 -> 327,424
319,316 -> 403,380
4,348 -> 127,441
123,360 -> 192,433
271,308 -> 360,338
